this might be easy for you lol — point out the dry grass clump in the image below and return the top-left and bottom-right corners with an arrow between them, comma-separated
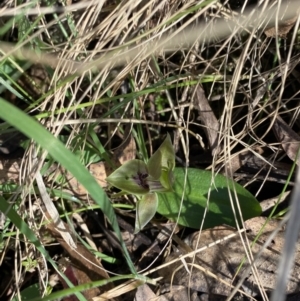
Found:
0,0 -> 300,300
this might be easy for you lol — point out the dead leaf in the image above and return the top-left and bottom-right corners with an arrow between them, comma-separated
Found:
156,285 -> 201,301
46,219 -> 115,300
89,161 -> 109,187
192,86 -> 220,156
113,133 -> 136,165
58,133 -> 136,197
0,132 -> 136,196
264,15 -> 298,37
134,284 -> 156,301
222,148 -> 264,175
223,147 -> 294,180
58,136 -> 136,197
272,115 -> 300,166
260,191 -> 291,213
159,218 -> 300,296
0,158 -> 21,184
264,0 -> 299,37
55,161 -> 109,198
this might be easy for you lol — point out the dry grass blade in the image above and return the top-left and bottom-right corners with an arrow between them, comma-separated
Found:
2,0 -> 300,299
31,146 -> 77,249
36,171 -> 77,249
94,279 -> 147,301
0,0 -> 298,75
0,0 -> 96,16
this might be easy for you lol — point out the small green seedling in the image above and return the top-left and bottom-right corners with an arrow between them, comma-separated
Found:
106,134 -> 175,233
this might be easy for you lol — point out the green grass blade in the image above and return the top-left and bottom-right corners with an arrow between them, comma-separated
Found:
0,97 -> 136,274
28,275 -> 141,301
0,196 -> 87,301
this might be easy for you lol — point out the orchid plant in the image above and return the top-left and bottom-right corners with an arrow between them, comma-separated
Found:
106,134 -> 175,233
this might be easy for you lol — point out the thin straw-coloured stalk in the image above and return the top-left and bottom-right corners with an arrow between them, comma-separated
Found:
0,97 -> 136,274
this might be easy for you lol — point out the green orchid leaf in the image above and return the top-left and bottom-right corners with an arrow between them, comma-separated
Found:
157,168 -> 262,229
147,134 -> 175,179
106,159 -> 149,195
134,193 -> 158,233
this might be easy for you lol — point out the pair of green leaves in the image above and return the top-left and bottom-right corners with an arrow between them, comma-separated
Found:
106,134 -> 175,233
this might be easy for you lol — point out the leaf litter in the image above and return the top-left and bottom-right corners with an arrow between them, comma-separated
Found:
1,0 -> 300,300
